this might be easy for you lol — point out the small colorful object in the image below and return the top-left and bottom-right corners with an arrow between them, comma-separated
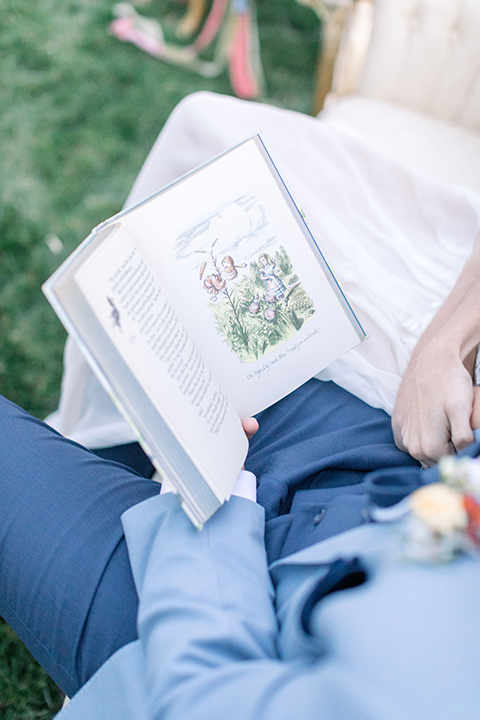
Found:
110,0 -> 263,99
402,456 -> 480,563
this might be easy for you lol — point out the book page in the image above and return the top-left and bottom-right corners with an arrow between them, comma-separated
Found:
120,137 -> 364,417
73,225 -> 248,498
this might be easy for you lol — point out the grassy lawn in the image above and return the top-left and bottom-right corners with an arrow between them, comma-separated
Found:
0,0 -> 320,715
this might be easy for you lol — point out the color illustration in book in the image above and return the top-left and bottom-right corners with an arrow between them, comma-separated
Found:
176,195 -> 316,363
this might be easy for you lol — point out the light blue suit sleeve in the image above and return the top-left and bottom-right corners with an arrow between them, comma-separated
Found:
122,494 -> 408,720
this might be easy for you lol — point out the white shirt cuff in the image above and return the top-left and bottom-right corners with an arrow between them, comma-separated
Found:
231,470 -> 257,502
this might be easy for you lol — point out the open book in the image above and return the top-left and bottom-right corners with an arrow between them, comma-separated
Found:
44,136 -> 366,526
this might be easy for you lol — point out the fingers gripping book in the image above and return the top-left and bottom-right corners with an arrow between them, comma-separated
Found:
44,136 -> 365,526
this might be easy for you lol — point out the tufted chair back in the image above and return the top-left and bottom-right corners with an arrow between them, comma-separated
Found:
330,0 -> 480,131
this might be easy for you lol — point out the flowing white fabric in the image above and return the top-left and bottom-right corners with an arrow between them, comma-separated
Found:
46,92 -> 480,448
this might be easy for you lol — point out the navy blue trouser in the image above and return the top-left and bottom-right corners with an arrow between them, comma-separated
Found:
0,380 -> 419,697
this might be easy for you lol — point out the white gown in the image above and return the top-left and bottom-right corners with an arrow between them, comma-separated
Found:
46,91 -> 480,448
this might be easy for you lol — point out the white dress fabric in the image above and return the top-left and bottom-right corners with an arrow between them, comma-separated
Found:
46,92 -> 480,448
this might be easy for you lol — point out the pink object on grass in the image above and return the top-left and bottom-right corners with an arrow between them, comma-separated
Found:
193,0 -> 228,52
229,11 -> 259,99
110,17 -> 165,58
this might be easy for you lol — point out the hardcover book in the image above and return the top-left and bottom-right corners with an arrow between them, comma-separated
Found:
44,135 -> 365,526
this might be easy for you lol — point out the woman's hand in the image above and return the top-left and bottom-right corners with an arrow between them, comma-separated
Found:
392,340 -> 475,466
393,232 -> 480,467
471,386 -> 480,431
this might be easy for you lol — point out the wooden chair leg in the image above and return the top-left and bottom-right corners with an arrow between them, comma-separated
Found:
177,0 -> 208,37
313,5 -> 349,115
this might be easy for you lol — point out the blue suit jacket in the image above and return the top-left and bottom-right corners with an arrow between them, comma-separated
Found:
58,492 -> 480,719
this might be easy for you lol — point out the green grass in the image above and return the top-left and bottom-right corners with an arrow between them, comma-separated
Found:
0,623 -> 63,719
0,0 -> 320,715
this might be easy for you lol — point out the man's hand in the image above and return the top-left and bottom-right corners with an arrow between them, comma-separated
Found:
240,417 -> 259,471
241,417 -> 259,440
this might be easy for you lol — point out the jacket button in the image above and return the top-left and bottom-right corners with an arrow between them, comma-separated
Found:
313,509 -> 326,525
